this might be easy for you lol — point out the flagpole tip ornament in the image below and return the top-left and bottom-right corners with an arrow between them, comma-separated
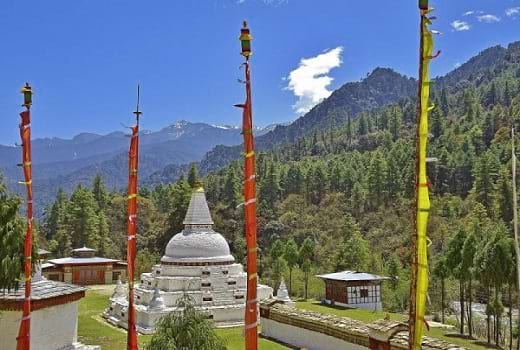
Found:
240,20 -> 252,59
21,83 -> 33,108
133,84 -> 142,119
419,0 -> 428,10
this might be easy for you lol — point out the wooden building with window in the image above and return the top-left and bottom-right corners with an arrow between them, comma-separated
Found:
317,271 -> 389,311
42,247 -> 127,285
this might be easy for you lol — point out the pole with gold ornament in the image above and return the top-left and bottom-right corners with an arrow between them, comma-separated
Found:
235,20 -> 258,350
409,0 -> 439,349
16,83 -> 34,350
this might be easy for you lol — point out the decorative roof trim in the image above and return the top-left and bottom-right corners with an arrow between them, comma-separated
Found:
0,291 -> 85,311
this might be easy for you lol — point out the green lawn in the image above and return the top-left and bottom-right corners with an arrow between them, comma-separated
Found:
78,290 -> 289,350
79,290 -> 494,350
295,301 -> 495,350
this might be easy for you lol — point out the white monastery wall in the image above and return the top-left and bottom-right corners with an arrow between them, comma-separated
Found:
261,318 -> 369,350
0,301 -> 80,350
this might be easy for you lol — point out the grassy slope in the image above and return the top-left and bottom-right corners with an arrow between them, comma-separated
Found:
78,291 -> 288,350
295,301 -> 495,350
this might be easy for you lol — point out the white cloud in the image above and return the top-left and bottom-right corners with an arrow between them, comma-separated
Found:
236,0 -> 246,3
477,14 -> 501,23
506,7 -> 520,17
463,11 -> 475,16
454,62 -> 461,68
286,47 -> 343,114
451,20 -> 471,31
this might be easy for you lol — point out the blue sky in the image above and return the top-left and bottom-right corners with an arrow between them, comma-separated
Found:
0,0 -> 519,145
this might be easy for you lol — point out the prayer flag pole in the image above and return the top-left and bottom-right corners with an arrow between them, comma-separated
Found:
235,20 -> 259,350
127,85 -> 141,350
409,1 -> 439,349
16,83 -> 34,350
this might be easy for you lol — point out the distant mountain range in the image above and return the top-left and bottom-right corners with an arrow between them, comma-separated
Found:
0,121 -> 277,212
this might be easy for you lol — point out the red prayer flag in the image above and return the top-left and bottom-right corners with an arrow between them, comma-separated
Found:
126,124 -> 139,350
16,108 -> 33,350
237,58 -> 259,350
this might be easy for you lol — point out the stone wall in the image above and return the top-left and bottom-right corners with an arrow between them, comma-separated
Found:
260,301 -> 468,350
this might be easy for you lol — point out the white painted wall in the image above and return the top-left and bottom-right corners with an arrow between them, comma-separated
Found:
261,318 -> 369,350
0,301 -> 80,350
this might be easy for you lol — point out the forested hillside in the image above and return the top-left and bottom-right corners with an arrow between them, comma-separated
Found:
36,41 -> 520,346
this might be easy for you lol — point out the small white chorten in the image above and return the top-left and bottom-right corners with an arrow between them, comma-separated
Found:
110,277 -> 127,302
275,278 -> 295,307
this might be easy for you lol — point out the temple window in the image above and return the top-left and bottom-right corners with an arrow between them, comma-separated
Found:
203,297 -> 213,302
235,295 -> 244,299
112,271 -> 121,281
222,270 -> 228,275
228,281 -> 236,285
201,282 -> 211,287
202,271 -> 210,276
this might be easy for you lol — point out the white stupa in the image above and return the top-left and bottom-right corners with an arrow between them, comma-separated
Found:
104,186 -> 273,333
275,278 -> 295,307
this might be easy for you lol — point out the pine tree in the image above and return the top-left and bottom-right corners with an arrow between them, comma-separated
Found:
309,164 -> 327,205
494,167 -> 513,224
299,238 -> 315,300
329,163 -> 342,192
461,233 -> 477,337
358,113 -> 368,136
504,81 -> 512,107
68,185 -> 100,249
0,178 -> 25,291
389,106 -> 402,141
440,87 -> 450,116
346,114 -> 353,147
430,106 -> 445,139
221,167 -> 240,210
259,163 -> 281,215
473,151 -> 500,211
445,227 -> 467,335
285,164 -> 303,195
367,151 -> 388,208
482,112 -> 496,146
97,211 -> 111,256
284,239 -> 299,295
92,175 -> 109,211
44,188 -> 68,240
187,163 -> 198,189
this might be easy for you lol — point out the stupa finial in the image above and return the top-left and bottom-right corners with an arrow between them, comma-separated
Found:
183,182 -> 214,226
